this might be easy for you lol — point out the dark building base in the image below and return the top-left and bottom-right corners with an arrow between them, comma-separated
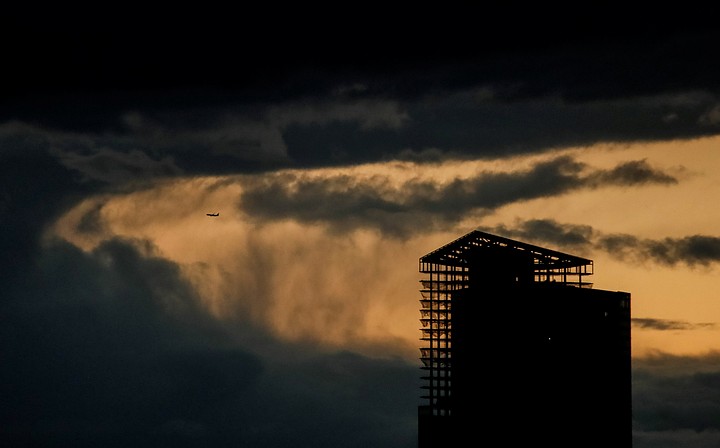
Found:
419,284 -> 631,448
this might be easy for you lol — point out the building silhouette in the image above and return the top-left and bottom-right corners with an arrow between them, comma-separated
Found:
417,231 -> 631,447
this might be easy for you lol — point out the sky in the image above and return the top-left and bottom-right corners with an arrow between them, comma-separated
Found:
3,16 -> 720,447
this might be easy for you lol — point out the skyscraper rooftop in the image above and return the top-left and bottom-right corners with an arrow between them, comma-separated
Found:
417,230 -> 631,448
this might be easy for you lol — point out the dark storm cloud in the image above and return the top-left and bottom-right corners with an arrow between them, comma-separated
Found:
55,147 -> 182,184
12,87 -> 718,174
239,157 -> 677,236
484,219 -> 720,269
633,352 -> 720,446
7,19 -> 720,108
596,234 -> 720,268
255,351 -> 419,448
0,237 -> 257,445
0,121 -> 185,188
487,219 -> 595,250
632,318 -> 716,331
0,122 -> 97,288
587,158 -> 679,186
4,24 -> 720,173
633,430 -> 720,448
287,91 -> 720,166
0,237 -> 419,447
0,114 -> 420,447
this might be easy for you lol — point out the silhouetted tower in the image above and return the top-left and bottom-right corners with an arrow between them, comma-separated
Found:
418,231 -> 631,448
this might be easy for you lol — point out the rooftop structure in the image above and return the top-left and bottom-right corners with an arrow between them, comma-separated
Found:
417,230 -> 631,447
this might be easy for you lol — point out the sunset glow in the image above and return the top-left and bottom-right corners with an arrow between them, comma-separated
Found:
49,136 -> 720,361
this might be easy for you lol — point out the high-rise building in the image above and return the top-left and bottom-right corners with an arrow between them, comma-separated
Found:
418,230 -> 631,447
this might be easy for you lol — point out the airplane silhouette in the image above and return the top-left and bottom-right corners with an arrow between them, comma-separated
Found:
206,212 -> 219,217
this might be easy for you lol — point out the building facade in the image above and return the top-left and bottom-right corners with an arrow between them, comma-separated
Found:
418,231 -> 631,447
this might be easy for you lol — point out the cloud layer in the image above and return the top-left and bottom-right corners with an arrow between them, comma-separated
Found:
633,352 -> 720,448
3,24 -> 720,448
488,219 -> 720,268
240,156 -> 678,236
0,237 -> 418,447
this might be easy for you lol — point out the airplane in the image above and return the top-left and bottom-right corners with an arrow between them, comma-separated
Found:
206,212 -> 219,217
